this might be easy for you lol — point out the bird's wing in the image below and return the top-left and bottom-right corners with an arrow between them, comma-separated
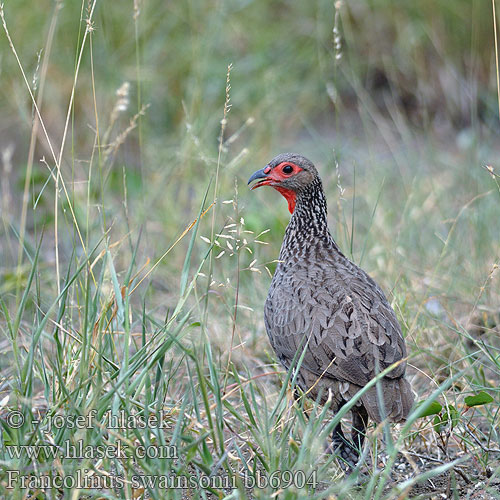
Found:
264,264 -> 407,388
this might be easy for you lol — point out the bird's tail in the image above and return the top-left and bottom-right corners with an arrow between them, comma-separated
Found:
361,377 -> 414,423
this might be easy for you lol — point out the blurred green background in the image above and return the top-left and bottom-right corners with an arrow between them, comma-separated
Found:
1,0 -> 498,277
1,0 -> 498,321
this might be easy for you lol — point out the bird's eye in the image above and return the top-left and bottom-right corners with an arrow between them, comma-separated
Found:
282,164 -> 293,174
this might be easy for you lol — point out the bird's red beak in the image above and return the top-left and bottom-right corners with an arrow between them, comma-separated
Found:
247,167 -> 273,190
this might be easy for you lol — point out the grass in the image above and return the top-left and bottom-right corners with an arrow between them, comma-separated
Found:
0,0 -> 500,498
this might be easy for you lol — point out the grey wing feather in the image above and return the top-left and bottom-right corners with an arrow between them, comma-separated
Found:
264,266 -> 407,388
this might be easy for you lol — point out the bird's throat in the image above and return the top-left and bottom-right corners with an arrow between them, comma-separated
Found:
274,186 -> 297,214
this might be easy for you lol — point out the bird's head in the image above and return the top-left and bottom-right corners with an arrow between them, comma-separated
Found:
247,153 -> 317,213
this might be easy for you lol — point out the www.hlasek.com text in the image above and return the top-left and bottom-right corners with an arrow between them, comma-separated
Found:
5,440 -> 177,461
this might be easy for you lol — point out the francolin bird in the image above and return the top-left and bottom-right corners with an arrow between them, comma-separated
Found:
248,153 -> 413,470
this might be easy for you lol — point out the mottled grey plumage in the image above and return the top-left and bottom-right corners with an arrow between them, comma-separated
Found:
249,153 -> 413,469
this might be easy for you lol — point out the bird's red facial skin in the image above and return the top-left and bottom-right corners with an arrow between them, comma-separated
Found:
251,162 -> 301,213
271,162 -> 302,180
271,162 -> 301,213
274,186 -> 297,214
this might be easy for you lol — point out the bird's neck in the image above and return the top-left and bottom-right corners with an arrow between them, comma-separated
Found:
279,177 -> 341,261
